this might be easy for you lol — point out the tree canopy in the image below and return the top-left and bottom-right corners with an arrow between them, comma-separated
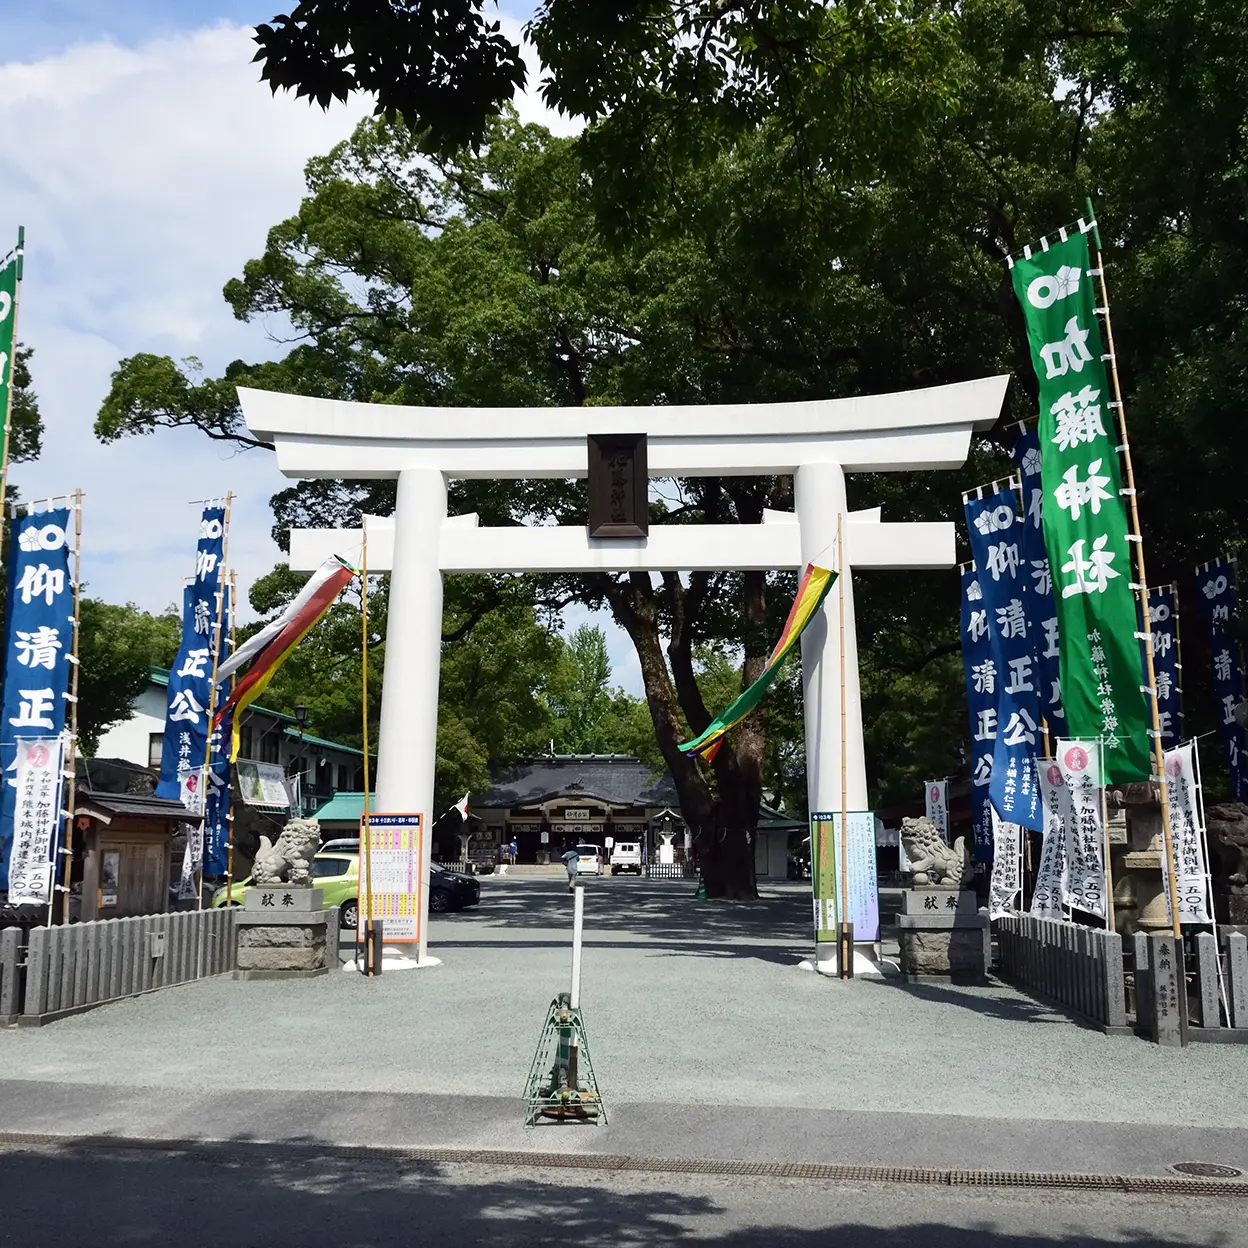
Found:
100,0 -> 1248,888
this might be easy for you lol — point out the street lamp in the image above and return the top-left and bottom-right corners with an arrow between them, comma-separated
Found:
293,703 -> 308,814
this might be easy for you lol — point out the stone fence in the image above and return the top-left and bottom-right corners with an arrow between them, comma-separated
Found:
996,914 -> 1128,1033
9,908 -> 235,1026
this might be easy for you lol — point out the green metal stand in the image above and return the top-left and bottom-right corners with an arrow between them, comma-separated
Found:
522,991 -> 606,1127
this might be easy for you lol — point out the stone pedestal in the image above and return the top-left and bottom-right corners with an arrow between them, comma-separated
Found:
897,890 -> 989,981
235,886 -> 329,980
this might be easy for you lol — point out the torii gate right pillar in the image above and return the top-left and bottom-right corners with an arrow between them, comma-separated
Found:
796,462 -> 869,819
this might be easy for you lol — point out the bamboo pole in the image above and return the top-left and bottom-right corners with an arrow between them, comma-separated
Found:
225,568 -> 238,906
0,228 -> 25,519
837,513 -> 851,978
1085,205 -> 1181,940
360,517 -> 376,975
53,491 -> 82,926
195,494 -> 232,911
1099,737 -> 1116,932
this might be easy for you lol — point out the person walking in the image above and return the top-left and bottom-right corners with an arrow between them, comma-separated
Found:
560,848 -> 580,893
508,837 -> 518,865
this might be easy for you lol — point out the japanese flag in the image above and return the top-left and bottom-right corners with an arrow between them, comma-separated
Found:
454,793 -> 470,821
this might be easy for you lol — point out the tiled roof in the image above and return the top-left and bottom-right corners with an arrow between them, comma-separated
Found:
76,789 -> 203,824
477,756 -> 677,810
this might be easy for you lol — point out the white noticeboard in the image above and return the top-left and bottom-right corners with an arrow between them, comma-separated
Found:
238,760 -> 293,808
810,811 -> 879,943
359,813 -> 424,943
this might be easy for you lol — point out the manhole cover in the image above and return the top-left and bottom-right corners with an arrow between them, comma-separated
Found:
1170,1162 -> 1244,1179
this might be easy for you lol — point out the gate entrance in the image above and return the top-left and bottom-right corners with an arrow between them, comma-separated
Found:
238,374 -> 1008,960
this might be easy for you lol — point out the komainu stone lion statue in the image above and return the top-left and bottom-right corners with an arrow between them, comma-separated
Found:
900,815 -> 970,887
252,818 -> 321,885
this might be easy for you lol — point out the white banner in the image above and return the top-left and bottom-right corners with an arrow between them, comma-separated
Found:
1162,741 -> 1212,924
1032,760 -> 1071,920
8,736 -> 66,906
177,820 -> 204,901
923,780 -> 949,842
237,760 -> 293,808
1057,739 -> 1107,919
988,807 -> 1022,919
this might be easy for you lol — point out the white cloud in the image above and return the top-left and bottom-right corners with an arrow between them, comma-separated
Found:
0,23 -> 371,619
0,20 -> 644,692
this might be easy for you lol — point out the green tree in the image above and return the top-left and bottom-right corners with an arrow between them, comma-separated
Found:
78,600 -> 181,756
547,624 -> 654,756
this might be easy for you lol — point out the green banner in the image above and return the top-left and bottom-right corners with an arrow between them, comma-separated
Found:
1010,232 -> 1149,781
0,243 -> 17,469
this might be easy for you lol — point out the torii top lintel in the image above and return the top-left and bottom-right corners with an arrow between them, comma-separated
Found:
238,376 -> 1008,481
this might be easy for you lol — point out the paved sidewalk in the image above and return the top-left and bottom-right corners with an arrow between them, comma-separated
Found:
1,877 -> 1245,1177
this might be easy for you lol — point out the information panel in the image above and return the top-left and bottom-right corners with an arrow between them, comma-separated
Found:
810,811 -> 880,943
359,812 -> 424,943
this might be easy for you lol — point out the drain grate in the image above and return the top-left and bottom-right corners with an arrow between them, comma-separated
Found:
1170,1163 -> 1244,1179
1,1133 -> 1247,1198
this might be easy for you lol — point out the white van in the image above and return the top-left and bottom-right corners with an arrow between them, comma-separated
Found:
610,842 -> 642,876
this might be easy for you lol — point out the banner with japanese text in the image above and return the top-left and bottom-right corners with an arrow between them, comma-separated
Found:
1161,742 -> 1211,925
810,811 -> 879,943
960,567 -> 996,862
964,487 -> 1042,832
1057,739 -> 1108,919
7,737 -> 65,906
923,780 -> 948,841
1194,558 -> 1248,802
203,583 -> 232,878
0,507 -> 76,889
1143,586 -> 1182,752
1011,232 -> 1150,782
1032,760 -> 1071,920
988,809 -> 1022,919
0,242 -> 18,468
1011,426 -> 1067,738
156,507 -> 226,811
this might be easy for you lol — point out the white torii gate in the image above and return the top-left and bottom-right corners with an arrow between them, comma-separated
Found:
237,376 -> 1007,960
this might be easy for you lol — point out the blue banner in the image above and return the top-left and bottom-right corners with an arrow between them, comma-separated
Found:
1195,558 -> 1248,802
156,507 -> 226,810
0,507 -> 75,887
1142,585 -> 1181,752
960,567 -> 996,863
964,487 -> 1042,833
1011,427 -> 1067,738
204,583 -> 232,878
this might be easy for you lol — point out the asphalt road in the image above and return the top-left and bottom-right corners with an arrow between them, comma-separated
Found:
0,1146 -> 1243,1248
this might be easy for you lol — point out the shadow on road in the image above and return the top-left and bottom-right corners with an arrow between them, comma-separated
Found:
0,1142 -> 1227,1248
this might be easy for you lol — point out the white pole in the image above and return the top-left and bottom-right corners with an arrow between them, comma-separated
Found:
570,884 -> 584,1009
375,465 -> 446,964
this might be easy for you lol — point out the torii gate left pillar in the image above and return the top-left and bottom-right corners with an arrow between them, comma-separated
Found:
239,376 -> 1007,967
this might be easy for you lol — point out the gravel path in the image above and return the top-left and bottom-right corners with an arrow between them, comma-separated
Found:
1,877 -> 1244,1127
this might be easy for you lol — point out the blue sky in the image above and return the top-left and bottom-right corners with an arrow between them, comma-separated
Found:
0,2 -> 640,693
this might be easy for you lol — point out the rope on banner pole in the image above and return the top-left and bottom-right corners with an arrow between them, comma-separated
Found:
51,490 -> 83,927
195,493 -> 232,914
837,514 -> 851,979
225,568 -> 238,907
1098,737 -> 1116,932
1086,198 -> 1181,942
0,228 -> 24,533
359,517 -> 377,976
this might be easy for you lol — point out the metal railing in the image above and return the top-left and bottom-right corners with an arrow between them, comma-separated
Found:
996,914 -> 1128,1032
645,861 -> 698,880
19,908 -> 235,1026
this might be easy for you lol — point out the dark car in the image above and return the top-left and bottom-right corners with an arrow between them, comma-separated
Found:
431,863 -> 480,912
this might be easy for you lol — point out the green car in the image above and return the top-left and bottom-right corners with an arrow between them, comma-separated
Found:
211,851 -> 361,929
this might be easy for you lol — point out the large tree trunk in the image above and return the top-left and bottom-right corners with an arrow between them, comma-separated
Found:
599,550 -> 771,899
